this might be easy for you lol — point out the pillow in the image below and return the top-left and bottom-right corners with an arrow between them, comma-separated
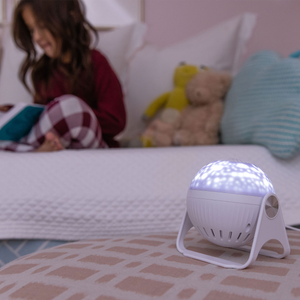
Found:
0,23 -> 147,105
96,23 -> 147,89
0,25 -> 31,105
119,13 -> 257,140
221,50 -> 300,159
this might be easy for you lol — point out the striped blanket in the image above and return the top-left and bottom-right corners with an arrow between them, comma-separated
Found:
221,50 -> 300,159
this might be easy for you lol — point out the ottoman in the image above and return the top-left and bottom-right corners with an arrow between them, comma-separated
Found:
0,229 -> 299,300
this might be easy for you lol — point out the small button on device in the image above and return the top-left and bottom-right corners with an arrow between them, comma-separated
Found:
265,195 -> 279,219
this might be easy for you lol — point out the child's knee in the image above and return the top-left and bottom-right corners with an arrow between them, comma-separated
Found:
46,94 -> 92,115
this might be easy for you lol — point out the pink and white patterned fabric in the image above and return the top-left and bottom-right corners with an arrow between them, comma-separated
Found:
0,95 -> 107,152
0,229 -> 300,299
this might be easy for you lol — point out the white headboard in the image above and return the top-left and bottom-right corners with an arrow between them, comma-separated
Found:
1,0 -> 145,29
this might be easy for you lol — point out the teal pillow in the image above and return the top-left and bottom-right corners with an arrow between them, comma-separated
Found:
221,50 -> 300,159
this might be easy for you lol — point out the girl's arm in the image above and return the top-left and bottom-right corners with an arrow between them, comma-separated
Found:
91,50 -> 126,147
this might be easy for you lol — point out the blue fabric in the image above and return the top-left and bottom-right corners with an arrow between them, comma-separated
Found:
290,50 -> 300,58
0,240 -> 69,267
221,50 -> 300,159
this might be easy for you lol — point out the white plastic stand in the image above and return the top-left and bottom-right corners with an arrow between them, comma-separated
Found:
176,193 -> 290,269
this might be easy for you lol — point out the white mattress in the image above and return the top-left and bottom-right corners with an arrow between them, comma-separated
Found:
0,145 -> 300,240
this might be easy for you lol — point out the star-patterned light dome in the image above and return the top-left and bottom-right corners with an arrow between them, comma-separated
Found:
190,160 -> 275,197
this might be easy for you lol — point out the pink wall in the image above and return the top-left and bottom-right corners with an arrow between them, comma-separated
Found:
144,0 -> 300,61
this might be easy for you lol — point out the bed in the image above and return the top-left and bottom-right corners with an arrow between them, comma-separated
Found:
0,0 -> 300,268
0,145 -> 300,267
2,144 -> 300,239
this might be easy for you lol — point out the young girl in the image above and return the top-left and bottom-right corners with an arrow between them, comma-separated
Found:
0,0 -> 126,152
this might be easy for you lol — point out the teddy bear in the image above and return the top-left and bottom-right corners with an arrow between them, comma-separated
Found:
140,63 -> 201,147
173,69 -> 232,146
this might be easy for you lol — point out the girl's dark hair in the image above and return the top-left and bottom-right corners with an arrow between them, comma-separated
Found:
13,0 -> 98,105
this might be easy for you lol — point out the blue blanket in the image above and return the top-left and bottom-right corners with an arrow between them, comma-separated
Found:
221,50 -> 300,159
0,240 -> 68,267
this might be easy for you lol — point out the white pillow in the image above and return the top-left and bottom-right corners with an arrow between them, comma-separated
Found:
0,23 -> 147,105
0,25 -> 31,105
119,13 -> 257,140
96,23 -> 147,90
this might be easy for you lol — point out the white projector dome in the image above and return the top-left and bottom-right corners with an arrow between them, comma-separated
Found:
187,160 -> 276,247
190,160 -> 275,196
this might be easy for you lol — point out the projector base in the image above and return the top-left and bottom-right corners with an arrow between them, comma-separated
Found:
177,193 -> 290,269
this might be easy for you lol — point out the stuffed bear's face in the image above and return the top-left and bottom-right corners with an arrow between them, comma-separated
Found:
186,72 -> 232,106
189,86 -> 213,105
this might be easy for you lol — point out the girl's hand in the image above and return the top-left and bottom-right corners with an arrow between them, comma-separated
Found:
0,105 -> 13,112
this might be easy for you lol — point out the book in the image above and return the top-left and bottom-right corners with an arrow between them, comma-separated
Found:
0,103 -> 45,141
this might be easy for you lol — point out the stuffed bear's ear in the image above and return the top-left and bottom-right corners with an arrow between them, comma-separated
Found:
200,65 -> 209,70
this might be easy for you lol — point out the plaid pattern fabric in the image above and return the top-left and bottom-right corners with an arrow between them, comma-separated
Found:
0,95 -> 107,151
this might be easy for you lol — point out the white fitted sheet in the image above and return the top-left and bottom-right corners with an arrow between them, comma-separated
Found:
0,145 -> 299,240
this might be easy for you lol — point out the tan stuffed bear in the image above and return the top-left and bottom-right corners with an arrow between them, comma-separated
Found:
173,69 -> 232,146
140,63 -> 200,147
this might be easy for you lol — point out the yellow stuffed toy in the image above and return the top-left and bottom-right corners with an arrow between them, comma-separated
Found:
141,63 -> 200,147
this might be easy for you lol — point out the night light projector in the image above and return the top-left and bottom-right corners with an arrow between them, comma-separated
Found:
177,160 -> 290,269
